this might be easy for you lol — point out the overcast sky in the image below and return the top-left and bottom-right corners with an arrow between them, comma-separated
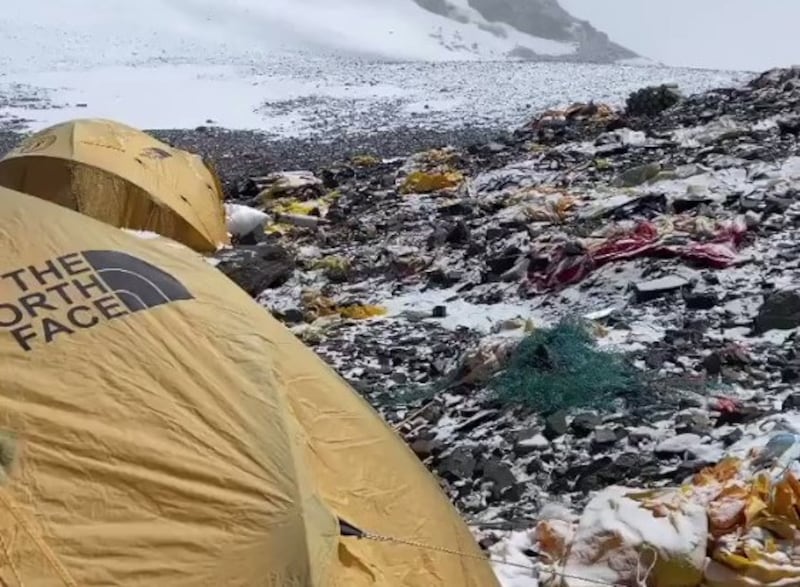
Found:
561,0 -> 798,72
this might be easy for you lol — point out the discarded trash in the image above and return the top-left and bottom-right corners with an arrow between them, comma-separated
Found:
536,438 -> 800,587
531,217 -> 748,291
491,319 -> 638,412
400,170 -> 464,194
225,203 -> 268,240
256,170 -> 325,201
539,485 -> 707,587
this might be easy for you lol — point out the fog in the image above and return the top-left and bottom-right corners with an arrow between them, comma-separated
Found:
562,0 -> 799,71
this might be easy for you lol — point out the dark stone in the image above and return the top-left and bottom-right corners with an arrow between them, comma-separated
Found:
439,201 -> 474,216
676,412 -> 711,436
543,410 -> 568,440
426,225 -> 450,249
235,226 -> 266,245
633,275 -> 689,303
626,84 -> 682,117
526,459 -> 544,474
479,535 -> 501,551
645,349 -> 668,369
455,410 -> 499,434
483,460 -> 517,501
432,305 -> 448,318
426,268 -> 463,287
571,413 -> 601,438
670,460 -> 708,482
595,143 -> 629,157
703,352 -> 723,375
778,117 -> 800,136
502,482 -> 525,502
715,404 -> 765,426
446,220 -> 471,244
514,427 -> 548,456
411,438 -> 442,460
418,402 -> 444,423
755,290 -> 800,333
439,447 -> 477,481
722,428 -> 744,447
281,308 -> 305,324
684,290 -> 719,310
567,451 -> 646,487
591,428 -> 618,451
390,371 -> 408,384
782,365 -> 800,383
614,162 -> 663,188
320,168 -> 339,189
215,244 -> 294,297
783,393 -> 800,412
487,246 -> 522,275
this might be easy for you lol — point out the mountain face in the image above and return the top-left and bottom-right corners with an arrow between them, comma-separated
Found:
0,0 -> 640,74
412,0 -> 638,62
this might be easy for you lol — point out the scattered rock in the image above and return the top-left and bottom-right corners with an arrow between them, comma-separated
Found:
613,162 -> 662,187
514,431 -> 550,456
684,290 -> 719,310
483,460 -> 518,501
676,412 -> 711,436
783,393 -> 800,412
591,428 -> 618,451
721,428 -> 744,447
755,290 -> 800,333
571,413 -> 601,438
439,447 -> 477,481
633,275 -> 690,303
544,411 -> 569,440
626,84 -> 682,117
215,244 -> 294,297
200,67 -> 800,532
411,438 -> 442,460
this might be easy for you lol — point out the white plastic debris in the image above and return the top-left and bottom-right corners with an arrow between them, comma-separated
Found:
541,486 -> 707,587
225,203 -> 268,238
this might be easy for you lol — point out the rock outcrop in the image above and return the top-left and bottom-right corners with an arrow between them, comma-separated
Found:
412,0 -> 639,62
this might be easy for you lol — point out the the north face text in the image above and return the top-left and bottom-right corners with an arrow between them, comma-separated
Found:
0,250 -> 193,351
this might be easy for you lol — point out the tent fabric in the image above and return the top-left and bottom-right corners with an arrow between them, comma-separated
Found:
0,118 -> 229,253
0,186 -> 498,586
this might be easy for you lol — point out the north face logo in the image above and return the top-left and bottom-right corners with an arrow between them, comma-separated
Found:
0,250 -> 193,352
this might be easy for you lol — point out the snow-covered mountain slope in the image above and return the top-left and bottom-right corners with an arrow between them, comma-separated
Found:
411,0 -> 639,62
0,0 -> 637,70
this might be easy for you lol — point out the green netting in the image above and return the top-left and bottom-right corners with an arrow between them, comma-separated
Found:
491,318 -> 639,413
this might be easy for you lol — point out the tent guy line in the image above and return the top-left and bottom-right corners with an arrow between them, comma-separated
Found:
341,518 -> 654,586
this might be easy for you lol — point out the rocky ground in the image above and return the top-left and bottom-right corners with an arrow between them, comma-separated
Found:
3,61 -> 800,584
208,66 -> 800,581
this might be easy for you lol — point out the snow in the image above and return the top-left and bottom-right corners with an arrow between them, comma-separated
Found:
382,286 -> 542,333
122,229 -> 162,240
558,485 -> 707,587
655,433 -> 704,455
489,530 -> 540,587
0,0 -> 575,68
0,1 -> 749,136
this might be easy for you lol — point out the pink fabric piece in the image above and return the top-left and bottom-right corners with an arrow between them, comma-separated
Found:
531,217 -> 747,291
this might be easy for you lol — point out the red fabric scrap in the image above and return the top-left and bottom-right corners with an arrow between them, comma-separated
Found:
531,217 -> 747,291
713,397 -> 741,414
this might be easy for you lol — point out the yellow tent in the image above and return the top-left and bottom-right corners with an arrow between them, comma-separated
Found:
0,186 -> 500,586
0,118 -> 229,253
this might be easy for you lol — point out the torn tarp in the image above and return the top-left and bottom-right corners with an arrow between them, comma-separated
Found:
529,216 -> 748,291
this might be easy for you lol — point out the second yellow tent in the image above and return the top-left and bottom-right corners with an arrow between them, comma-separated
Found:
0,118 -> 229,253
